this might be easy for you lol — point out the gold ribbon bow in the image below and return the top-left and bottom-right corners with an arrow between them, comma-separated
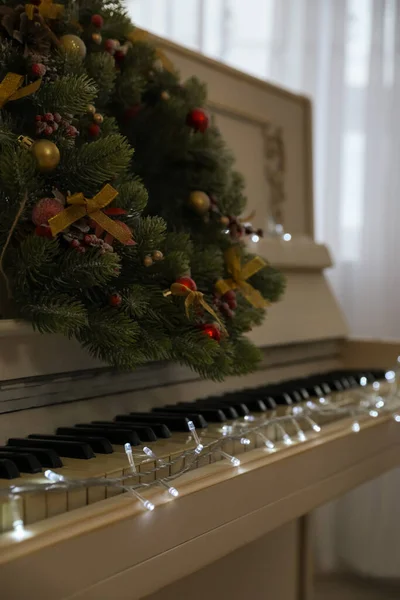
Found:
48,184 -> 133,245
165,283 -> 226,333
0,73 -> 41,109
215,247 -> 269,309
26,0 -> 64,20
127,28 -> 175,72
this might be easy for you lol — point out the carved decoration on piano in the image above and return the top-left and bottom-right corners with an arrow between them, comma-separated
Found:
263,124 -> 287,235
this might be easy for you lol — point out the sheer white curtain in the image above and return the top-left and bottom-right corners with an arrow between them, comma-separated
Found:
127,0 -> 400,577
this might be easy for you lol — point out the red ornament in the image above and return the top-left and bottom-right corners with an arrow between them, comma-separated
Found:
31,63 -> 46,77
176,276 -> 197,291
88,123 -> 101,137
186,108 -> 209,133
44,125 -> 53,136
124,104 -> 142,122
32,198 -> 64,227
201,323 -> 221,342
44,113 -> 54,122
91,14 -> 104,28
69,239 -> 81,249
109,293 -> 122,307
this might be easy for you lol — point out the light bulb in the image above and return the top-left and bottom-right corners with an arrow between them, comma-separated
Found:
375,399 -> 384,409
195,444 -> 204,455
385,370 -> 395,382
360,377 -> 367,387
231,457 -> 241,467
297,431 -> 307,442
373,382 -> 380,391
369,410 -> 379,418
168,486 -> 179,497
143,446 -> 156,459
244,415 -> 255,422
251,234 -> 259,243
283,233 -> 292,241
283,434 -> 293,445
44,470 -> 65,483
352,421 -> 361,433
394,414 -> 400,422
240,437 -> 251,445
312,423 -> 321,432
143,500 -> 155,511
265,439 -> 275,450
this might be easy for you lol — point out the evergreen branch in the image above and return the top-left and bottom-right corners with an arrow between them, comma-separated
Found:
20,294 -> 88,337
35,75 -> 98,115
85,52 -> 116,106
135,215 -> 167,253
0,147 -> 37,198
59,134 -> 134,195
0,191 -> 27,299
56,248 -> 121,289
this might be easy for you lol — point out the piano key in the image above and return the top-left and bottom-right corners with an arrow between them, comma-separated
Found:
0,458 -> 20,480
113,417 -> 171,438
126,413 -> 191,432
178,402 -> 239,420
201,397 -> 250,416
153,405 -> 227,423
0,446 -> 63,468
28,434 -> 113,454
58,426 -> 141,446
0,452 -> 42,474
90,422 -> 158,442
0,493 -> 23,534
8,438 -> 95,460
223,396 -> 268,412
150,411 -> 207,429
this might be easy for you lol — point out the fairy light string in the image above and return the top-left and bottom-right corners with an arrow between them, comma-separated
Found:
3,372 -> 400,535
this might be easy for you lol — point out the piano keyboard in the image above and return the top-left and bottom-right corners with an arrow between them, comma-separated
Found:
0,368 -> 387,534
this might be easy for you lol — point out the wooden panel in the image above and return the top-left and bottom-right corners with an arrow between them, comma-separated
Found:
144,522 -> 300,600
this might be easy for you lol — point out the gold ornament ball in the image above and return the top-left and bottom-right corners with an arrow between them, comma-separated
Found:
152,250 -> 164,261
144,255 -> 153,267
87,104 -> 96,115
188,191 -> 211,215
92,33 -> 102,45
93,112 -> 104,124
32,140 -> 60,173
60,34 -> 87,58
220,216 -> 230,226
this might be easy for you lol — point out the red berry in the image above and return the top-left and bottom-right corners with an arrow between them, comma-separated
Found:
35,115 -> 42,122
76,246 -> 86,254
176,276 -> 197,292
104,39 -> 115,54
44,126 -> 53,136
44,113 -> 53,122
67,125 -> 79,137
201,323 -> 221,342
53,113 -> 62,123
88,123 -> 101,137
91,14 -> 104,28
222,290 -> 236,303
186,108 -> 209,133
109,293 -> 122,307
70,239 -> 80,249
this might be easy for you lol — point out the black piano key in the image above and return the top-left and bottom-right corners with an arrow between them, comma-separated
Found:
154,405 -> 227,423
1,446 -> 63,468
28,434 -> 113,455
203,397 -> 250,417
178,402 -> 239,420
150,410 -> 207,429
59,426 -> 141,446
113,418 -> 171,438
8,438 -> 95,460
0,458 -> 20,480
126,413 -> 191,432
228,397 -> 268,412
0,451 -> 41,474
90,422 -> 157,442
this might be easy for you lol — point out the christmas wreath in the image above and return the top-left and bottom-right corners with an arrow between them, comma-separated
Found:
0,0 -> 285,379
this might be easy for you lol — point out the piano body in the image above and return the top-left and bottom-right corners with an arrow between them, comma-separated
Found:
1,34 -> 400,600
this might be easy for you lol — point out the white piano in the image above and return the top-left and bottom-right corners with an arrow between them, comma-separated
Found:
0,34 -> 399,600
